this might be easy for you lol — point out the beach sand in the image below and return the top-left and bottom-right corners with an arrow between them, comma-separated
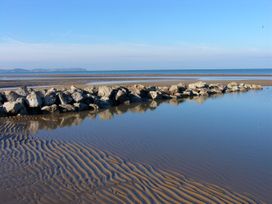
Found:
0,73 -> 272,89
0,117 -> 264,204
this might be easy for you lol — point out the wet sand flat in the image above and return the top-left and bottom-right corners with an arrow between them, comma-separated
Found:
1,73 -> 272,89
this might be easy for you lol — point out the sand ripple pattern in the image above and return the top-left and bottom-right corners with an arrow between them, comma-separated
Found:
0,121 -> 264,204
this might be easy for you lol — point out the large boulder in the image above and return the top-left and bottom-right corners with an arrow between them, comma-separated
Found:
251,84 -> 263,90
182,90 -> 193,97
146,86 -> 157,92
244,84 -> 252,89
168,85 -> 179,95
59,104 -> 75,113
0,106 -> 7,116
227,82 -> 238,88
15,86 -> 29,97
46,87 -> 57,95
209,88 -> 223,95
209,83 -> 226,91
226,82 -> 240,92
227,82 -> 241,92
177,82 -> 186,90
71,91 -> 85,102
238,84 -> 248,92
4,91 -> 20,102
83,93 -> 95,105
169,83 -> 186,95
188,81 -> 208,89
198,89 -> 209,96
44,93 -> 57,106
148,91 -> 162,100
41,104 -> 59,113
70,85 -> 83,93
0,93 -> 5,105
115,88 -> 129,104
129,84 -> 147,97
158,86 -> 170,94
191,90 -> 200,96
97,86 -> 113,98
129,93 -> 143,103
84,86 -> 98,95
3,100 -> 27,115
44,88 -> 58,106
57,92 -> 73,104
95,98 -> 111,109
26,92 -> 43,108
73,102 -> 89,111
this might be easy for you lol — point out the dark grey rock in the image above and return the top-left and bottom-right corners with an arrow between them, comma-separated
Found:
0,93 -> 5,105
73,102 -> 89,111
83,93 -> 95,104
146,86 -> 157,92
95,98 -> 111,109
44,93 -> 57,106
58,92 -> 73,104
115,89 -> 129,104
0,106 -> 7,116
3,101 -> 28,115
129,93 -> 143,103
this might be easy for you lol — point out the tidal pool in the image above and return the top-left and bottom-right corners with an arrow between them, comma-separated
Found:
0,87 -> 271,203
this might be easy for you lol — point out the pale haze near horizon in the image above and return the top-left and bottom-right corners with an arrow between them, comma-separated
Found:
0,0 -> 271,70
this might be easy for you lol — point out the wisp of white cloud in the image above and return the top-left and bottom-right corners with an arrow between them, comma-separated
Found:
0,38 -> 271,69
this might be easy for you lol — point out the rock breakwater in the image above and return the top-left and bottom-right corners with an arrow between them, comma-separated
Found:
0,81 -> 263,117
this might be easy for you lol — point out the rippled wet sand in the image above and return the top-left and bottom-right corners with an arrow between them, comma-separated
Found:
0,120 -> 263,204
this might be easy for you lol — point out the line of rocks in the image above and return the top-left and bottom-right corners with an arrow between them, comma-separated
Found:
0,81 -> 263,117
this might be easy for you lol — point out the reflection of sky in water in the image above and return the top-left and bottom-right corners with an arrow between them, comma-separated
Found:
18,87 -> 272,202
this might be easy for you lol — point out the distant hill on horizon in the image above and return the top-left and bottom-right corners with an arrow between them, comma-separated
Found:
0,68 -> 88,73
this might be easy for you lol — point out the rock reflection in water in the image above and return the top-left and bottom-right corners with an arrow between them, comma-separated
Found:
0,95 -> 226,135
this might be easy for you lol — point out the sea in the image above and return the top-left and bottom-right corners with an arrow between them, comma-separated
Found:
1,68 -> 272,75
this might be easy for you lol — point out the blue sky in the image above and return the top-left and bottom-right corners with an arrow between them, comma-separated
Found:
0,0 -> 271,69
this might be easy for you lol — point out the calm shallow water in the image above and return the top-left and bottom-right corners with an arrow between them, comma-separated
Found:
1,87 -> 272,203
